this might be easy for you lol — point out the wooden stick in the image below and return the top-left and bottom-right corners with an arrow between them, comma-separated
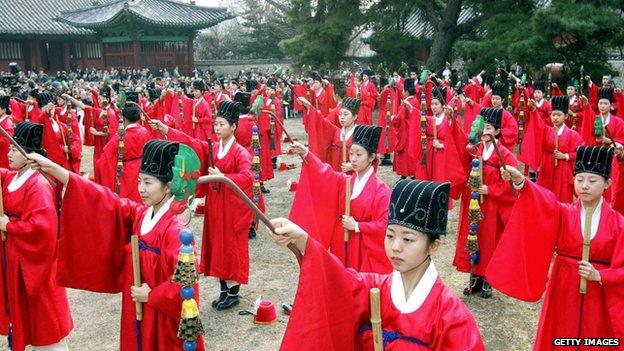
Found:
0,125 -> 55,185
554,127 -> 559,167
580,206 -> 595,294
196,174 -> 302,260
125,101 -> 152,122
130,235 -> 143,321
487,134 -> 516,193
370,288 -> 383,351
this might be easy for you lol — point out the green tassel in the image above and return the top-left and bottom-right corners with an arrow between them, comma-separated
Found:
177,316 -> 204,340
172,260 -> 199,286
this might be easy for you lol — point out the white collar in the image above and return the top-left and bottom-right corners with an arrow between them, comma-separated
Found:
433,113 -> 445,126
316,88 -> 324,97
27,105 -> 33,112
60,107 -> 67,115
569,95 -> 577,104
265,98 -> 272,106
483,142 -> 495,160
350,166 -> 374,200
580,198 -> 603,240
125,123 -> 138,130
602,114 -> 611,126
7,168 -> 36,192
340,125 -> 356,142
140,196 -> 174,235
556,124 -> 566,136
216,92 -> 223,100
0,115 -> 8,123
536,99 -> 544,108
195,97 -> 203,106
390,261 -> 438,314
51,117 -> 60,133
218,136 -> 235,159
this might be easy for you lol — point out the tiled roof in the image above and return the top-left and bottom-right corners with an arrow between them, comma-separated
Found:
0,0 -> 99,35
0,0 -> 233,36
56,0 -> 234,30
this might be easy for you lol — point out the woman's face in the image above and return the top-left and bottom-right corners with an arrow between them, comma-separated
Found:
481,123 -> 500,141
138,173 -> 170,207
574,172 -> 610,204
491,95 -> 502,108
339,108 -> 356,128
598,99 -> 611,114
214,116 -> 235,140
551,110 -> 565,126
8,145 -> 27,170
385,224 -> 440,273
349,144 -> 374,172
431,99 -> 443,115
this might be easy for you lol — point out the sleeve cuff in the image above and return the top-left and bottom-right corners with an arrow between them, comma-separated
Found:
354,222 -> 360,233
513,179 -> 526,190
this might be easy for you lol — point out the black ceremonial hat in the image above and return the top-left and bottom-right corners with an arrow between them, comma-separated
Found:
245,80 -> 258,92
234,92 -> 251,107
574,146 -> 614,179
0,96 -> 10,114
598,87 -> 614,103
533,80 -> 546,92
404,78 -> 416,95
35,91 -> 55,107
481,107 -> 502,129
342,97 -> 360,115
125,91 -> 139,104
353,125 -> 381,154
14,121 -> 45,156
192,80 -> 206,92
491,82 -> 507,97
148,88 -> 161,102
432,87 -> 446,104
140,140 -> 180,182
218,101 -> 241,124
388,179 -> 450,237
551,95 -> 569,114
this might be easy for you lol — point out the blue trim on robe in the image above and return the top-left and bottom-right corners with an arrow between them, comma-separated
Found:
359,324 -> 429,347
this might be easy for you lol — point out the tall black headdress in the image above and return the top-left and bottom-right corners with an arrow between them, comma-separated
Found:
342,97 -> 360,116
140,140 -> 180,183
353,125 -> 381,154
14,121 -> 45,156
533,80 -> 547,92
551,95 -> 569,114
404,78 -> 416,95
480,107 -> 502,129
388,179 -> 450,237
491,82 -> 507,97
432,87 -> 446,104
598,87 -> 614,103
574,146 -> 614,179
218,101 -> 241,124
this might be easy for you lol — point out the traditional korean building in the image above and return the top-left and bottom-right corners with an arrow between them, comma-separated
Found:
0,0 -> 233,73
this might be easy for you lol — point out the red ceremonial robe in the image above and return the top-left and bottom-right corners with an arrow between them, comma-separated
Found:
531,99 -> 553,127
487,181 -> 624,351
566,95 -> 585,132
255,98 -> 277,181
359,80 -> 378,125
289,151 -> 392,273
57,173 -> 204,351
464,104 -> 518,150
377,86 -> 398,154
281,237 -> 485,351
84,105 -> 118,177
453,141 -> 518,276
536,123 -> 584,203
96,124 -> 152,203
39,111 -> 72,172
0,115 -> 14,168
0,169 -> 73,351
54,106 -> 82,173
183,96 -> 213,142
10,101 -> 41,124
304,106 -> 353,172
392,96 -> 419,177
168,129 -> 254,284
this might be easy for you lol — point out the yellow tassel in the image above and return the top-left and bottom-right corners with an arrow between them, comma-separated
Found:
181,299 -> 199,319
468,199 -> 483,222
252,156 -> 260,164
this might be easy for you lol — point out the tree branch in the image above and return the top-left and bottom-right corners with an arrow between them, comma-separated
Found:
264,0 -> 291,14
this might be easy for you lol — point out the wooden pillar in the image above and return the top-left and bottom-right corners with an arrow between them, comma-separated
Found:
31,39 -> 42,71
100,41 -> 106,69
81,40 -> 87,69
133,35 -> 141,69
187,34 -> 194,75
62,42 -> 70,71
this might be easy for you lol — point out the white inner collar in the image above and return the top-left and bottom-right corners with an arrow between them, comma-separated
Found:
340,125 -> 356,142
433,113 -> 445,126
483,142 -> 495,160
140,196 -> 174,235
569,95 -> 577,104
580,198 -> 603,240
556,124 -> 566,136
0,115 -> 8,123
536,99 -> 544,108
8,168 -> 36,192
125,123 -> 138,130
51,117 -> 60,133
350,166 -> 373,200
195,97 -> 203,106
391,261 -> 438,314
218,136 -> 235,159
602,114 -> 611,126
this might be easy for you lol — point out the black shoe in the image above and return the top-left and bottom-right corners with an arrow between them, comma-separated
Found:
282,303 -> 293,315
248,227 -> 257,239
212,290 -> 228,308
528,171 -> 537,182
381,154 -> 393,166
216,294 -> 240,310
480,279 -> 493,299
463,275 -> 483,296
261,184 -> 270,194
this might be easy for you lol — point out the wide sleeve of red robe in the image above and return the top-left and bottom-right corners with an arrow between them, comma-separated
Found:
303,106 -> 339,164
0,116 -> 13,168
518,109 -> 546,171
500,109 -> 519,150
486,181 -> 624,348
281,237 -> 485,351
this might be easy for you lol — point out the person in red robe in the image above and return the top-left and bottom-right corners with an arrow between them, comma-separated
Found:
392,78 -> 420,178
453,108 -> 518,298
27,139 -> 204,351
528,80 -> 552,127
527,95 -> 584,203
587,75 -> 615,113
55,94 -> 82,173
10,89 -> 41,124
377,77 -> 397,166
96,97 -> 152,203
80,94 -> 118,179
565,80 -> 585,132
263,81 -> 284,171
490,146 -> 624,351
150,101 -> 254,311
34,92 -> 73,173
0,121 -> 73,351
300,96 -> 359,172
289,125 -> 392,273
185,80 -> 213,142
272,179 -> 485,350
358,70 -> 378,125
0,96 -> 14,168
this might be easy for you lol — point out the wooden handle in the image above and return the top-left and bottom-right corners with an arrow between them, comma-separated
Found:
344,178 -> 351,242
554,132 -> 559,167
131,235 -> 143,321
0,176 -> 4,241
580,207 -> 594,294
370,288 -> 383,351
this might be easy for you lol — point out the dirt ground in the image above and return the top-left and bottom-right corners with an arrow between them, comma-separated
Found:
5,116 -> 539,350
